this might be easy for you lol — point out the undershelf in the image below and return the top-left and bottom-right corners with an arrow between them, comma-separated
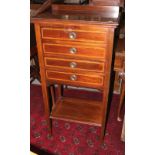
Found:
50,97 -> 103,126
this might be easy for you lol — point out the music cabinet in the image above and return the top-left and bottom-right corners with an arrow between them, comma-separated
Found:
31,0 -> 121,140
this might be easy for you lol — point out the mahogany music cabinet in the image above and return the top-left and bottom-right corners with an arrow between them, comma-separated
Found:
31,0 -> 120,140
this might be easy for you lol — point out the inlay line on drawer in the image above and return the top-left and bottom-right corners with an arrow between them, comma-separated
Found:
44,57 -> 105,72
40,23 -> 108,32
43,43 -> 106,60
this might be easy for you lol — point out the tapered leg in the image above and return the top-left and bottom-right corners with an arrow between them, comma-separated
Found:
117,79 -> 125,121
121,117 -> 125,141
100,122 -> 106,142
56,84 -> 63,101
41,81 -> 51,130
50,85 -> 56,110
100,91 -> 109,142
50,84 -> 63,134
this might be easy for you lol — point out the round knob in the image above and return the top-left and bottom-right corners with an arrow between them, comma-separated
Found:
69,47 -> 77,54
69,32 -> 76,39
70,62 -> 77,68
70,74 -> 77,81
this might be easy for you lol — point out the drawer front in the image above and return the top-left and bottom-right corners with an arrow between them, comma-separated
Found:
44,57 -> 105,72
43,43 -> 106,60
46,70 -> 104,88
41,28 -> 107,43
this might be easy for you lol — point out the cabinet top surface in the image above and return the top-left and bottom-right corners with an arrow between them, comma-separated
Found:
31,4 -> 119,26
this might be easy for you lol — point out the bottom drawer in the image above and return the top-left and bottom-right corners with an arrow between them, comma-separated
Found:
46,70 -> 104,89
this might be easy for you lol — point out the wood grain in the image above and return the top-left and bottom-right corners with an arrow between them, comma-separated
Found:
51,97 -> 103,126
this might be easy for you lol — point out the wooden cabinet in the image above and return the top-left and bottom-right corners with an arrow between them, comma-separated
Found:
32,2 -> 119,140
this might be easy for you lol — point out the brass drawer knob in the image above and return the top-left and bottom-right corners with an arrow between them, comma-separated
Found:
70,74 -> 77,81
70,62 -> 77,68
69,32 -> 76,39
69,47 -> 77,54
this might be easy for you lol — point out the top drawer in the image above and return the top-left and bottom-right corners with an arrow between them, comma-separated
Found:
41,25 -> 108,43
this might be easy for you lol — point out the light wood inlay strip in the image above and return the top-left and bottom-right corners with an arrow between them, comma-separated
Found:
41,27 -> 107,33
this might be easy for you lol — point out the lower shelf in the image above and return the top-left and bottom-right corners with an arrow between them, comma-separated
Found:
50,97 -> 103,126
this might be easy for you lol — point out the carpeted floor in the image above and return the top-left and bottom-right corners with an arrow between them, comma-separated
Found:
30,85 -> 125,155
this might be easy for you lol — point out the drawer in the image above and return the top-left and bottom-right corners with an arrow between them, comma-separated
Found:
41,27 -> 107,43
43,43 -> 106,60
44,57 -> 105,72
46,70 -> 104,88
